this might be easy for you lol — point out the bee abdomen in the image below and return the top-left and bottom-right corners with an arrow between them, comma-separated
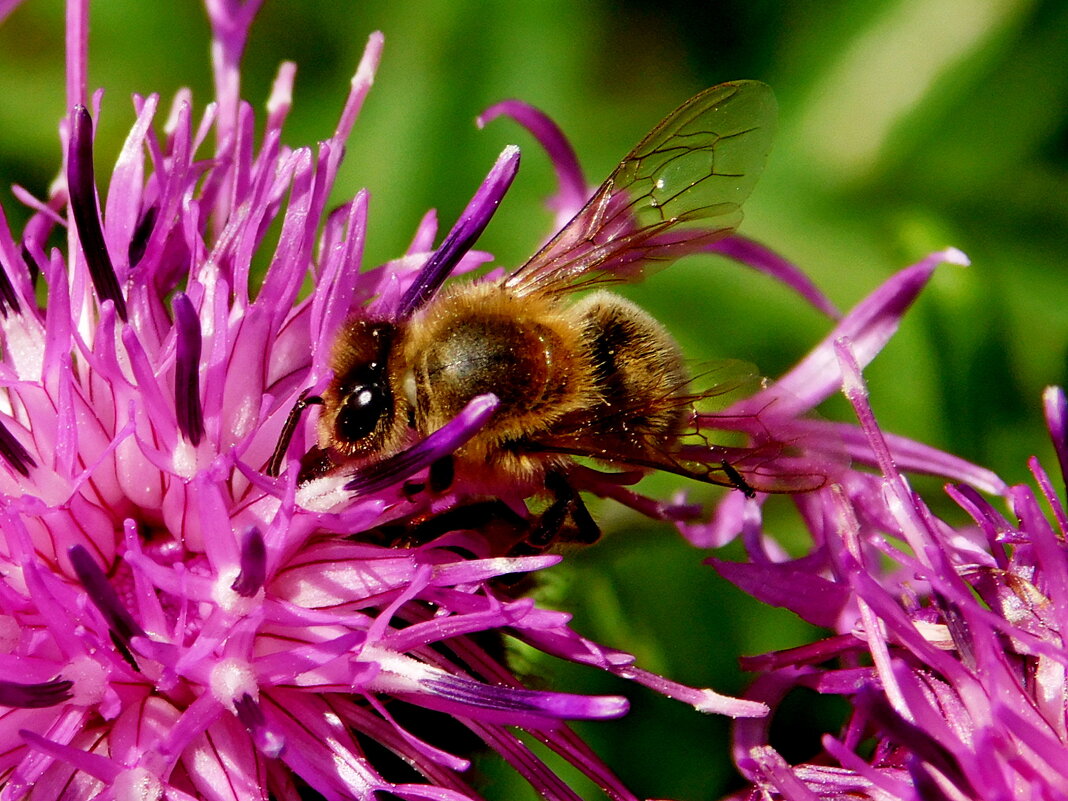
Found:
570,291 -> 689,449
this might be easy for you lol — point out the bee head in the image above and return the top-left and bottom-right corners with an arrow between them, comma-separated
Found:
320,319 -> 409,458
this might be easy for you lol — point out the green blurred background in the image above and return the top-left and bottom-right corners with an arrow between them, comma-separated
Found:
1,1 -> 1066,798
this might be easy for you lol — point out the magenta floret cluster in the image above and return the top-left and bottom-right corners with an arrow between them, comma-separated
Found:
0,2 -> 765,799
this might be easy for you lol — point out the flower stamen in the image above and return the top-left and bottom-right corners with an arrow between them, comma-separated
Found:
68,545 -> 145,653
343,393 -> 498,495
172,292 -> 205,446
234,692 -> 286,758
0,677 -> 73,708
395,146 -> 520,318
66,105 -> 127,321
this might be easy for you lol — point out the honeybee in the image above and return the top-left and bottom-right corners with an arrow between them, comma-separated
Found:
271,81 -> 821,544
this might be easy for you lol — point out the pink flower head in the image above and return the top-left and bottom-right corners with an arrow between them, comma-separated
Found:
0,3 -> 805,799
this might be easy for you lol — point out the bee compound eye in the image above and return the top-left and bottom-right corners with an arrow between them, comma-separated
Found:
335,384 -> 388,442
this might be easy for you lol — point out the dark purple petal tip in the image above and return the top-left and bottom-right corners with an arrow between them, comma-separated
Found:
345,394 -> 498,495
173,292 -> 205,446
0,677 -> 73,709
67,105 -> 127,321
19,243 -> 38,289
0,262 -> 21,317
231,527 -> 267,597
234,693 -> 285,758
1043,386 -> 1068,485
68,544 -> 145,646
127,204 -> 157,268
0,418 -> 34,477
396,146 -> 519,319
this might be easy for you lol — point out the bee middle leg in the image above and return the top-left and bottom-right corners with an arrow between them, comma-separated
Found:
512,471 -> 601,555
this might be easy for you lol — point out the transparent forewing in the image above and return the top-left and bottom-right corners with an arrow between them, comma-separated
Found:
504,81 -> 777,297
526,436 -> 828,495
524,358 -> 830,495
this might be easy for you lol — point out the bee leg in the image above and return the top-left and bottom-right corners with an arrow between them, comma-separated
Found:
296,445 -> 336,483
555,474 -> 600,545
401,455 -> 455,497
265,390 -> 323,477
429,455 -> 455,493
513,472 -> 601,555
720,460 -> 756,498
369,500 -> 529,548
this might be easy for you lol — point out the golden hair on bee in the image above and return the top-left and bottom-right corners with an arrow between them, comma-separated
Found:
268,81 -> 824,550
402,281 -> 599,490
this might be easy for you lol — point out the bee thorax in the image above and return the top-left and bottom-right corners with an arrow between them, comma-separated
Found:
405,285 -> 595,445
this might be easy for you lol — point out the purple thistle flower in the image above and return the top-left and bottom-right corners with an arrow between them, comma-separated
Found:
706,312 -> 1068,798
0,3 -> 813,799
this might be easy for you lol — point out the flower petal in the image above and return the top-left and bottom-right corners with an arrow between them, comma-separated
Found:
396,146 -> 520,318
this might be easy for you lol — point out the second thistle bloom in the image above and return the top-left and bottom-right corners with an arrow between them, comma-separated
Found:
715,337 -> 1068,800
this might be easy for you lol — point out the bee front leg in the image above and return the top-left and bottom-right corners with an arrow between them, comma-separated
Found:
401,455 -> 455,498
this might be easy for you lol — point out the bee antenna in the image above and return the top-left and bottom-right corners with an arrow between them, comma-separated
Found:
265,390 -> 323,477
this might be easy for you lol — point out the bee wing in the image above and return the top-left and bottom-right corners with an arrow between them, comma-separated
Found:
525,358 -> 830,495
530,435 -> 828,495
504,81 -> 777,297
